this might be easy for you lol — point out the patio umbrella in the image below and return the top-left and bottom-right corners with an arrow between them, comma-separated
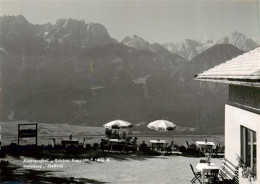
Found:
103,120 -> 133,129
147,120 -> 176,152
147,120 -> 176,131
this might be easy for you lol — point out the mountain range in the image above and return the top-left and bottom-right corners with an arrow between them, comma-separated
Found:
163,31 -> 258,60
122,32 -> 258,61
0,15 -> 250,134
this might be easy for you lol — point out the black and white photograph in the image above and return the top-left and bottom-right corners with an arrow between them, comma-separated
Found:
0,0 -> 259,183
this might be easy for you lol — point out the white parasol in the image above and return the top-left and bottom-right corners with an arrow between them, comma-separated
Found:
147,120 -> 176,131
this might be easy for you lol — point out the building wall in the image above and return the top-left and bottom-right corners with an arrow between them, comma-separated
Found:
225,104 -> 260,183
229,85 -> 260,110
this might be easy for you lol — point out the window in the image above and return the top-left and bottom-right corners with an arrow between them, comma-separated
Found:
241,126 -> 257,173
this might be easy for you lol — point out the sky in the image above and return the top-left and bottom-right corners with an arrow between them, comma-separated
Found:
0,0 -> 260,43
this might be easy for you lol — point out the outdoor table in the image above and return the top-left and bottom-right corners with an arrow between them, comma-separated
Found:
196,163 -> 219,184
61,139 -> 79,147
196,141 -> 216,152
109,139 -> 126,151
149,140 -> 168,152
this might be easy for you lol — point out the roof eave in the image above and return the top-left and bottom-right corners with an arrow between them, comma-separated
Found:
196,75 -> 260,80
194,78 -> 260,88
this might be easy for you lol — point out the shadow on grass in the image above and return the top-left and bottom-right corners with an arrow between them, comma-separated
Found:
1,146 -> 170,162
0,160 -> 107,184
104,151 -> 174,162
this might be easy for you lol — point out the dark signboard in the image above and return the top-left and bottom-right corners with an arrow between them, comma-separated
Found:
18,124 -> 38,146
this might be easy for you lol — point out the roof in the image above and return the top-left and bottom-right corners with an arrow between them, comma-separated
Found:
195,47 -> 260,87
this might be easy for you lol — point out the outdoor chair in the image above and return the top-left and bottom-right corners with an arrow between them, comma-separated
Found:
165,141 -> 174,154
220,146 -> 225,153
125,136 -> 132,143
190,144 -> 197,149
139,141 -> 148,152
190,164 -> 202,184
186,147 -> 201,156
205,145 -> 213,153
125,141 -> 137,153
100,139 -> 110,152
100,144 -> 110,151
111,144 -> 124,152
139,144 -> 151,154
206,169 -> 220,184
212,144 -> 220,157
124,144 -> 135,153
186,141 -> 190,148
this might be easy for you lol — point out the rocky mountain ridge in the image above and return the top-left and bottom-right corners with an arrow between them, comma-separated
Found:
121,35 -> 174,57
0,15 -> 115,54
163,31 -> 258,60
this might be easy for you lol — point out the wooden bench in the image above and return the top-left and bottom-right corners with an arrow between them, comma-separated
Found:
219,158 -> 239,184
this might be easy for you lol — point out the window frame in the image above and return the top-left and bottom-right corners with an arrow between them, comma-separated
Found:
241,126 -> 257,169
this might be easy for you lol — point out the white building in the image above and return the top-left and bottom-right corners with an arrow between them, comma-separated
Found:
195,47 -> 260,183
